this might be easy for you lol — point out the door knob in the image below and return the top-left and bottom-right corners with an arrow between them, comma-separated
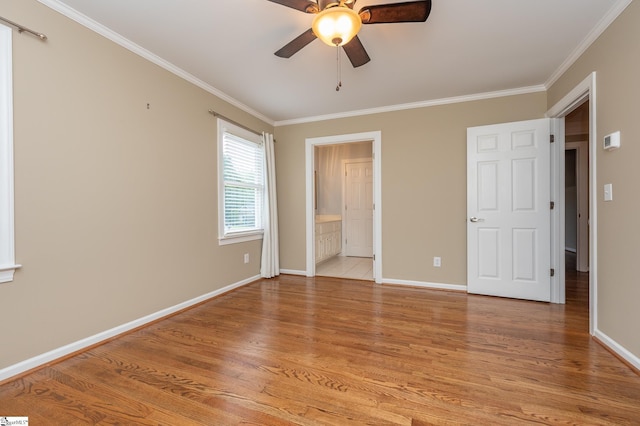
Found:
469,217 -> 484,223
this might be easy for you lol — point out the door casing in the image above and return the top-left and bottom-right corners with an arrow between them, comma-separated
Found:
305,131 -> 382,283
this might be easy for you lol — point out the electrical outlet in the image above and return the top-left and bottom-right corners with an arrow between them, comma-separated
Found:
433,257 -> 441,267
244,253 -> 250,264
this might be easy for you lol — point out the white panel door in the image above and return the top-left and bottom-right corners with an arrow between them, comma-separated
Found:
467,119 -> 551,301
345,161 -> 374,257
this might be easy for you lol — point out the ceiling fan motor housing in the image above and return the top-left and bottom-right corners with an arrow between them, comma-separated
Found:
318,1 -> 340,11
269,0 -> 432,68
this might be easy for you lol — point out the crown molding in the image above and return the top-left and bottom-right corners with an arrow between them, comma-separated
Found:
37,0 -> 275,127
545,0 -> 632,89
275,85 -> 546,126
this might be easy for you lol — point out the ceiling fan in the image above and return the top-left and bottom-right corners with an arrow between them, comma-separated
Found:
268,0 -> 432,68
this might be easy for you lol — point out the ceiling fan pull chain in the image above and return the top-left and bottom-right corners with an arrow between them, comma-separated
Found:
336,45 -> 342,91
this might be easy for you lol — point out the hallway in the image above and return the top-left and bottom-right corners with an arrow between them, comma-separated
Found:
565,251 -> 589,312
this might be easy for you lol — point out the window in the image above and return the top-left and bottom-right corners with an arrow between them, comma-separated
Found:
0,25 -> 19,283
217,119 -> 265,245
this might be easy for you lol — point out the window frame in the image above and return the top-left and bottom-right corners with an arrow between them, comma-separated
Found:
0,24 -> 20,283
217,118 -> 265,245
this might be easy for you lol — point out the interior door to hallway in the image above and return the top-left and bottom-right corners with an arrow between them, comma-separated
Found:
467,118 -> 551,302
344,160 -> 374,258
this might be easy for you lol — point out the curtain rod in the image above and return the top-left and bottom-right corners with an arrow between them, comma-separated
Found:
0,16 -> 47,40
208,110 -> 266,138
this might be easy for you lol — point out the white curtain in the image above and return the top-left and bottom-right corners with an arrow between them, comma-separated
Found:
261,132 -> 280,278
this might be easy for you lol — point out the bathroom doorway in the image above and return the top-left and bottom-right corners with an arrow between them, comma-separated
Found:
305,131 -> 382,283
314,143 -> 373,280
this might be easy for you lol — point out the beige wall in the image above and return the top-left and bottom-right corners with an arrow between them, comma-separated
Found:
275,93 -> 547,283
0,0 -> 272,370
548,1 -> 640,357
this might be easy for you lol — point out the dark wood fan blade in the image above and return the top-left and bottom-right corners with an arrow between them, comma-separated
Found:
343,35 -> 370,68
359,0 -> 431,24
266,0 -> 319,13
275,28 -> 317,58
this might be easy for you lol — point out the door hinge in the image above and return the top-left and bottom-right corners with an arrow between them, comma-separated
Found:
373,254 -> 375,261
550,268 -> 555,277
550,134 -> 555,143
550,201 -> 555,210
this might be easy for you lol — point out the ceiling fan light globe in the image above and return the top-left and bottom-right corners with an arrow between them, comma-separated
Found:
312,6 -> 362,47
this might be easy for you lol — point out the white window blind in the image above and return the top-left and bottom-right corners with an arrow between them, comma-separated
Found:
217,119 -> 265,243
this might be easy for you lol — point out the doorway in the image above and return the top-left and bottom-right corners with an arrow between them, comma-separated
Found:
564,101 -> 590,313
547,72 -> 597,334
315,145 -> 373,280
564,101 -> 590,274
305,131 -> 383,283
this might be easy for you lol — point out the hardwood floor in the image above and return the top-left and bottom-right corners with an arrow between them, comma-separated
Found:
1,264 -> 639,424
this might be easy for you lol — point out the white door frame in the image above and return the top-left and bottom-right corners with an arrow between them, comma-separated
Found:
305,131 -> 382,283
547,72 -> 597,334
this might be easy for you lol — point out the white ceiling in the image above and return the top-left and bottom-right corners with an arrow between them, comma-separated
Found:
42,0 -> 627,124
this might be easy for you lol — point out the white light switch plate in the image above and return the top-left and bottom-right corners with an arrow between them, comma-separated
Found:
604,183 -> 613,201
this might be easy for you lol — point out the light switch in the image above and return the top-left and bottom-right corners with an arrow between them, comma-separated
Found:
604,183 -> 613,201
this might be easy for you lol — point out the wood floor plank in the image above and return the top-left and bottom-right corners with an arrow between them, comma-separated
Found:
65,353 -> 258,425
1,258 -> 639,424
85,330 -> 344,424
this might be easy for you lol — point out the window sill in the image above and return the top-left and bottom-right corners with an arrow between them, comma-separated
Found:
218,232 -> 263,246
0,264 -> 22,283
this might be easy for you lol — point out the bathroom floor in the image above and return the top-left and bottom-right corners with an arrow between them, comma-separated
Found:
316,255 -> 373,281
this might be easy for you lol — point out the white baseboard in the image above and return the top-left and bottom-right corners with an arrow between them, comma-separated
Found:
382,278 -> 467,292
281,268 -> 468,292
594,328 -> 640,371
280,269 -> 306,276
281,271 -> 467,292
0,274 -> 260,382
